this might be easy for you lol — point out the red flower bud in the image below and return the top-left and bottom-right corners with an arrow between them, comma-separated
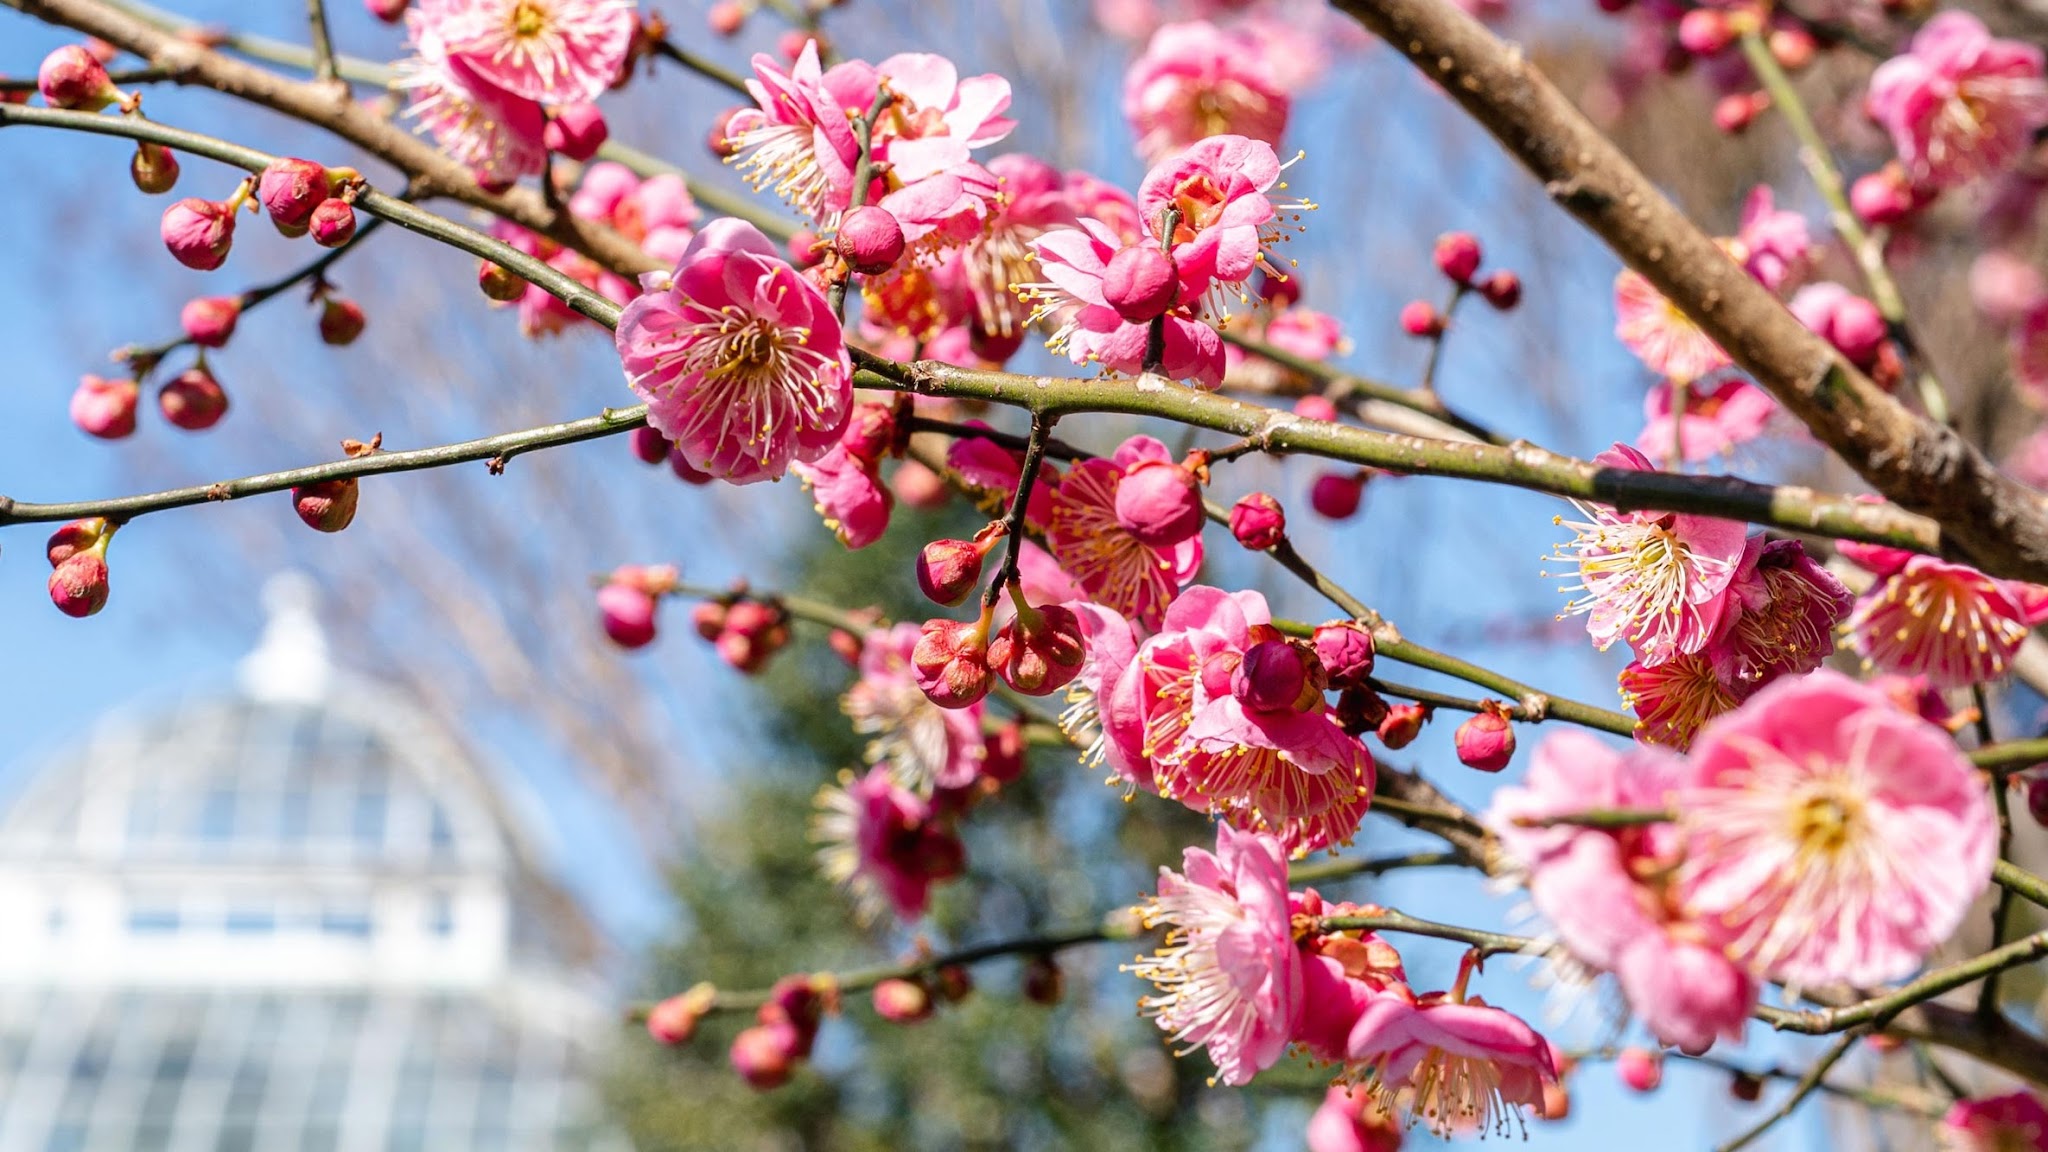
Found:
309,198 -> 357,248
729,1022 -> 801,1090
968,321 -> 1026,364
917,538 -> 986,606
1617,1048 -> 1663,1093
158,366 -> 230,431
1335,685 -> 1390,736
1676,8 -> 1732,55
1433,232 -> 1482,285
1113,458 -> 1204,548
38,46 -> 115,110
1478,269 -> 1521,311
1022,955 -> 1064,1005
1712,91 -> 1767,134
70,375 -> 138,439
630,425 -> 670,465
130,142 -> 180,195
1232,639 -> 1312,712
293,479 -> 359,532
913,617 -> 993,708
49,552 -> 110,618
836,205 -> 907,275
478,260 -> 527,301
982,719 -> 1026,785
1453,702 -> 1517,772
364,0 -> 410,20
691,599 -> 727,641
1769,25 -> 1815,70
708,0 -> 746,35
1399,299 -> 1444,337
318,297 -> 366,345
1851,165 -> 1919,226
1729,1072 -> 1763,1102
179,296 -> 240,347
259,158 -> 336,232
872,978 -> 933,1023
828,627 -> 863,665
893,460 -> 951,509
1309,471 -> 1365,520
838,400 -> 900,463
598,582 -> 660,649
1102,245 -> 1179,322
46,518 -> 108,567
1313,621 -> 1376,687
668,449 -> 713,485
646,983 -> 716,1045
543,102 -> 609,161
708,106 -> 747,159
2027,775 -> 2048,828
987,602 -> 1085,696
787,229 -> 824,269
934,964 -> 973,1002
777,31 -> 821,62
1229,492 -> 1286,551
1376,702 -> 1432,750
161,195 -> 238,271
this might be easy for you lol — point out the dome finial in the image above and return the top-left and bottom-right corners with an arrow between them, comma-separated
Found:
239,572 -> 331,703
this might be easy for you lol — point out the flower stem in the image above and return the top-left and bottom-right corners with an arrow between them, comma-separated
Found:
979,412 -> 1056,613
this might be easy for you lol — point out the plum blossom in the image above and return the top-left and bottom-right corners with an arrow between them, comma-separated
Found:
1128,823 -> 1301,1086
953,154 -> 1079,342
1708,537 -> 1853,688
843,623 -> 986,795
810,765 -> 963,924
1678,671 -> 1997,987
1060,601 -> 1144,784
792,444 -> 892,548
1615,267 -> 1732,382
1841,547 -> 2048,688
1341,987 -> 1557,1138
614,219 -> 853,484
946,421 -> 1057,529
868,53 -> 1016,187
422,0 -> 635,104
723,42 -> 868,221
1867,11 -> 2048,188
1137,134 -> 1309,306
1941,1092 -> 2048,1152
1635,376 -> 1777,464
1023,217 -> 1225,387
1123,21 -> 1291,163
400,7 -> 553,183
1618,651 -> 1747,752
1046,436 -> 1204,630
1734,185 -> 1811,292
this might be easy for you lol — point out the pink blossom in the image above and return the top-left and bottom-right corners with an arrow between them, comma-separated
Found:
1061,600 -> 1146,785
1678,670 -> 1998,986
1063,169 -> 1145,245
811,765 -> 960,923
1867,11 -> 2048,188
1635,376 -> 1777,464
1970,250 -> 2048,326
1842,550 -> 2048,688
614,218 -> 853,484
1130,823 -> 1301,1086
843,622 -> 986,795
423,0 -> 634,104
724,41 -> 867,221
1734,184 -> 1811,292
1487,729 -> 1682,884
1614,931 -> 1755,1055
400,20 -> 549,183
1025,218 -> 1224,387
1708,537 -> 1853,688
875,161 -> 1004,257
792,443 -> 892,548
1551,444 -> 1750,665
1342,988 -> 1556,1138
1615,267 -> 1732,382
1046,436 -> 1204,630
945,421 -> 1056,528
1122,21 -> 1291,163
2014,305 -> 2048,406
1306,1085 -> 1403,1152
1619,651 -> 1750,751
950,153 -> 1079,342
1137,134 -> 1301,303
571,161 -> 699,264
869,53 -> 1016,186
1941,1092 -> 2048,1152
1265,308 -> 1347,361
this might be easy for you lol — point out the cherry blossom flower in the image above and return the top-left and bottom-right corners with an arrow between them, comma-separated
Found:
1122,21 -> 1291,163
1550,444 -> 1750,666
811,765 -> 962,924
843,623 -> 986,795
1940,1092 -> 2048,1152
1677,671 -> 1997,986
1867,11 -> 2048,189
724,41 -> 867,221
1137,134 -> 1309,305
1342,987 -> 1556,1138
792,444 -> 892,548
1024,217 -> 1225,387
423,0 -> 635,105
569,161 -> 699,263
1128,823 -> 1301,1086
1615,267 -> 1732,382
1061,600 -> 1145,784
875,161 -> 1004,259
1046,436 -> 1204,630
1635,376 -> 1776,464
1841,549 -> 2048,688
614,218 -> 853,484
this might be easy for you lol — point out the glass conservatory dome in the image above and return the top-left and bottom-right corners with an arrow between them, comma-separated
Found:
0,576 -> 628,1152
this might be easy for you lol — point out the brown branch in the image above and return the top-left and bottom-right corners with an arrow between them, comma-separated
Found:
1329,0 -> 2048,586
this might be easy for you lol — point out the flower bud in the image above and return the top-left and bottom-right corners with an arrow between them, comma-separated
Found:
729,1023 -> 800,1090
988,602 -> 1085,695
1113,459 -> 1204,548
38,46 -> 115,110
46,519 -> 108,567
258,158 -> 333,231
130,142 -> 180,195
787,229 -> 824,269
835,205 -> 907,275
1229,492 -> 1286,551
478,260 -> 527,301
318,296 -> 366,345
1376,702 -> 1432,750
630,425 -> 670,465
1828,295 -> 1887,366
1453,702 -> 1516,772
717,600 -> 791,674
161,196 -> 237,271
871,978 -> 932,1023
646,982 -> 716,1045
158,366 -> 229,431
916,825 -> 966,879
1617,1048 -> 1663,1093
70,375 -> 138,440
691,599 -> 727,641
2027,775 -> 2048,828
1676,8 -> 1732,54
1102,245 -> 1179,322
1729,1071 -> 1763,1102
708,106 -> 747,158
1023,955 -> 1064,1005
1233,640 -> 1312,713
598,581 -> 660,649
1769,25 -> 1815,70
1335,685 -> 1390,736
893,459 -> 950,509
1309,471 -> 1365,520
365,0 -> 409,20
1293,394 -> 1338,422
913,617 -> 993,708
983,719 -> 1026,785
179,295 -> 240,347
1850,166 -> 1918,226
829,628 -> 863,665
543,102 -> 609,161
917,538 -> 985,606
293,479 -> 359,532
1479,269 -> 1521,310
308,198 -> 357,248
777,31 -> 821,62
49,552 -> 110,618
933,964 -> 973,1002
668,449 -> 713,485
1433,232 -> 1482,284
1399,299 -> 1443,337
709,0 -> 746,35
1313,622 -> 1376,687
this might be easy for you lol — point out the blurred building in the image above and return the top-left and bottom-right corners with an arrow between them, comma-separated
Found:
0,577 -> 626,1152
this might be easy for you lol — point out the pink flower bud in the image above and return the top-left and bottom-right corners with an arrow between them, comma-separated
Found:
308,198 -> 357,248
915,825 -> 965,879
1232,640 -> 1311,712
70,375 -> 138,439
161,196 -> 237,271
691,599 -> 727,640
1712,91 -> 1766,134
1399,299 -> 1443,337
258,158 -> 332,231
835,205 -> 906,275
729,1023 -> 800,1090
543,102 -> 609,161
364,0 -> 409,20
130,142 -> 179,195
1828,295 -> 1887,365
1970,252 -> 2048,327
1617,1048 -> 1663,1093
1102,245 -> 1179,322
293,478 -> 360,533
2028,775 -> 2048,827
668,449 -> 713,485
318,297 -> 366,345
598,582 -> 660,648
893,459 -> 951,509
829,628 -> 863,665
917,539 -> 985,606
646,983 -> 716,1045
158,366 -> 229,431
1433,232 -> 1482,284
478,260 -> 527,301
1768,25 -> 1815,70
838,400 -> 899,463
1453,702 -> 1516,772
38,46 -> 114,110
1676,8 -> 1732,54
46,518 -> 107,567
708,106 -> 746,158
179,296 -> 240,347
1376,702 -> 1432,749
1479,269 -> 1522,310
630,425 -> 670,465
1293,394 -> 1338,422
1113,458 -> 1203,547
871,978 -> 933,1023
983,719 -> 1026,785
1229,492 -> 1286,550
717,600 -> 791,674
987,603 -> 1085,695
1309,471 -> 1365,520
1730,1072 -> 1763,1102
1022,955 -> 1063,1005
1850,166 -> 1918,226
1258,270 -> 1301,309
49,552 -> 110,618
914,617 -> 993,708
1313,621 -> 1376,687
708,0 -> 746,34
787,229 -> 824,269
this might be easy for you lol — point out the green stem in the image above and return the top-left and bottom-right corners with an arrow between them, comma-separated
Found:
1318,909 -> 1530,958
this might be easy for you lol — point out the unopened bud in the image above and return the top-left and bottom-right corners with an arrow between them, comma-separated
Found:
1676,8 -> 1732,54
1335,685 -> 1390,736
1313,622 -> 1376,687
46,519 -> 108,567
1617,1048 -> 1663,1093
364,0 -> 410,21
543,102 -> 609,161
933,964 -> 973,1003
130,142 -> 180,195
180,295 -> 240,347
1102,245 -> 1179,322
598,581 -> 660,649
1309,471 -> 1365,520
787,229 -> 824,269
1114,458 -> 1204,548
478,260 -> 527,301
49,551 -> 110,618
1232,640 -> 1313,712
645,983 -> 716,1045
293,479 -> 359,532
1769,25 -> 1815,70
1376,702 -> 1432,749
708,0 -> 746,35
729,1023 -> 801,1090
1229,492 -> 1286,551
308,198 -> 357,248
913,617 -> 993,708
1399,299 -> 1443,337
838,400 -> 900,463
161,195 -> 238,271
1293,394 -> 1338,422
37,45 -> 116,110
1851,165 -> 1919,226
2027,775 -> 2048,827
159,366 -> 229,431
258,158 -> 334,232
917,538 -> 986,606
1022,955 -> 1064,1005
691,599 -> 727,641
70,375 -> 138,440
835,205 -> 907,275
1729,1071 -> 1763,1102
318,296 -> 366,345
987,602 -> 1085,695
630,425 -> 670,465
1433,232 -> 1482,284
1478,269 -> 1521,310
983,719 -> 1026,785
1713,91 -> 1768,134
1454,702 -> 1516,772
871,978 -> 933,1023
829,628 -> 863,665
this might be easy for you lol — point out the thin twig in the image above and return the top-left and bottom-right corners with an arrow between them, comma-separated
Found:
651,37 -> 750,96
1714,1032 -> 1862,1152
980,412 -> 1056,612
304,0 -> 337,85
